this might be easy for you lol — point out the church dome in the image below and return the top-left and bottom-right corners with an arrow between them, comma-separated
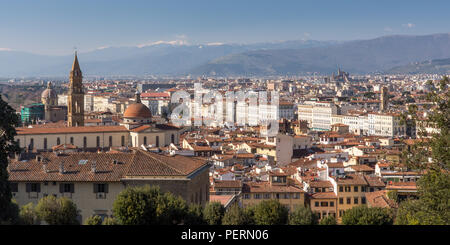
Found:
123,103 -> 152,118
41,88 -> 57,99
41,82 -> 58,105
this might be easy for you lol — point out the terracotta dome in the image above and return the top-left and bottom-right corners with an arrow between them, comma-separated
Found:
41,88 -> 57,99
123,103 -> 152,118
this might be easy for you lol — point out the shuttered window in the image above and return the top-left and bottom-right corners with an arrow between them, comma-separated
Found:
93,183 -> 109,193
60,183 -> 75,193
26,183 -> 41,192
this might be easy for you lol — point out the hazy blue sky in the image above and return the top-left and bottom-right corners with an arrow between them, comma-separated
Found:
1,0 -> 449,55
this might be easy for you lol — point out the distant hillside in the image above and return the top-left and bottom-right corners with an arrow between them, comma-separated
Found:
190,33 -> 450,76
387,58 -> 450,74
0,40 -> 336,77
1,33 -> 450,77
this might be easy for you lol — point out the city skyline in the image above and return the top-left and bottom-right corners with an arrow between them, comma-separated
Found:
1,0 -> 450,55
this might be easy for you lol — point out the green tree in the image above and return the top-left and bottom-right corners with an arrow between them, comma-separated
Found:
84,215 -> 103,225
341,206 -> 393,225
112,185 -> 161,225
102,217 -> 118,225
397,76 -> 450,225
222,203 -> 253,225
203,202 -> 225,225
253,200 -> 288,225
184,204 -> 206,225
35,196 -> 79,225
319,215 -> 337,225
19,202 -> 39,225
156,191 -> 188,225
0,95 -> 20,224
288,205 -> 318,225
112,185 -> 189,225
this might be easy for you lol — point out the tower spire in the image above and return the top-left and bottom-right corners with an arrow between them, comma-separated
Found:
72,51 -> 81,72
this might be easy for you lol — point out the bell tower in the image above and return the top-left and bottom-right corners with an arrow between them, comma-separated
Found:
67,52 -> 84,127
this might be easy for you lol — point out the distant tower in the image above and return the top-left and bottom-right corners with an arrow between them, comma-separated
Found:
67,52 -> 84,127
380,86 -> 389,112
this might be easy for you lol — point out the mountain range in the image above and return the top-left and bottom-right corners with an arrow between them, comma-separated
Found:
0,33 -> 449,77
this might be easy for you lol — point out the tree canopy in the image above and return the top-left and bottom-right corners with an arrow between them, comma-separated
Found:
203,201 -> 225,225
0,95 -> 20,224
253,200 -> 288,225
35,196 -> 79,225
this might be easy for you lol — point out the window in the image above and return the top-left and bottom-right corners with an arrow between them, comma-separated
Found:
254,194 -> 261,199
370,187 -> 374,192
243,194 -> 250,199
315,201 -> 319,207
345,186 -> 351,192
347,197 -> 351,204
339,198 -> 343,204
109,136 -> 113,147
339,186 -> 343,192
143,136 -> 147,145
94,183 -> 108,193
29,138 -> 34,150
275,193 -> 280,199
121,136 -> 125,147
171,134 -> 175,144
264,193 -> 271,199
293,193 -> 300,199
60,183 -> 75,193
43,138 -> 47,150
96,136 -> 100,148
316,188 -> 321,193
83,137 -> 87,148
361,197 -> 366,204
354,186 -> 358,192
362,186 -> 367,192
354,197 -> 359,204
70,137 -> 74,145
57,137 -> 61,145
156,136 -> 160,147
17,139 -> 20,148
10,183 -> 18,192
26,183 -> 40,193
320,202 -> 328,207
284,193 -> 290,199
330,201 -> 334,207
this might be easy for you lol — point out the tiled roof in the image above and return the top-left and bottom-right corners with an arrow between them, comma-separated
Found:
309,181 -> 333,188
310,192 -> 337,199
8,150 -> 208,182
213,180 -> 242,188
242,182 -> 303,193
365,190 -> 397,208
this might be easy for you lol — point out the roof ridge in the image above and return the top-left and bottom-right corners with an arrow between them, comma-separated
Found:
138,150 -> 185,175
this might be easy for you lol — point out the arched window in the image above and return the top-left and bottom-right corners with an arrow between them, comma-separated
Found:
57,137 -> 61,145
43,138 -> 47,150
156,136 -> 159,147
121,136 -> 125,147
109,136 -> 113,147
96,136 -> 100,148
143,136 -> 147,145
83,137 -> 87,149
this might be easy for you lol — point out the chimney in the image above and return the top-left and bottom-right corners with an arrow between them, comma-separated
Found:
42,162 -> 48,173
59,162 -> 65,174
91,161 -> 97,173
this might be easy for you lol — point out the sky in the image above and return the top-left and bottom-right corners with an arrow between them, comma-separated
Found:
0,0 -> 449,55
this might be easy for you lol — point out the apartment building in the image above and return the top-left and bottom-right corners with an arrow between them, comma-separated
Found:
297,101 -> 338,131
241,173 -> 305,211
